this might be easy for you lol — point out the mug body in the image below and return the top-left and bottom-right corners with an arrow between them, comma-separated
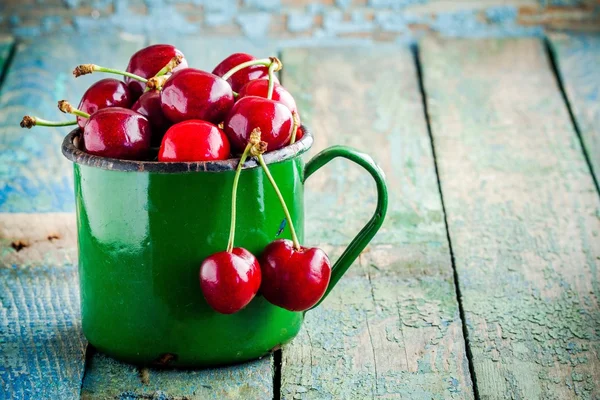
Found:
64,130 -> 313,367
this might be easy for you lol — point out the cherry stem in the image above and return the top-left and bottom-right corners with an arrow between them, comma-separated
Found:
226,143 -> 253,253
57,100 -> 90,119
73,64 -> 148,83
289,111 -> 300,144
267,62 -> 277,100
154,55 -> 183,78
221,56 -> 282,81
256,153 -> 301,250
20,116 -> 77,129
144,56 -> 183,93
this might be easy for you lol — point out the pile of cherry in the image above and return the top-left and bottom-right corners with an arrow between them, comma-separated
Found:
21,44 -> 331,314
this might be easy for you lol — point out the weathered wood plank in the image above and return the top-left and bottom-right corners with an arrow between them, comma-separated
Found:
0,213 -> 85,399
549,33 -> 600,187
280,47 -> 473,399
0,35 -> 14,84
79,38 -> 279,400
0,34 -> 144,213
422,37 -> 600,399
81,352 -> 273,400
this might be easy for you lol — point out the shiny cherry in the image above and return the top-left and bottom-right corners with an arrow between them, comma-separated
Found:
224,96 -> 293,154
212,53 -> 278,92
158,120 -> 230,162
238,80 -> 298,116
77,78 -> 132,129
81,107 -> 151,160
199,248 -> 262,314
132,90 -> 171,147
126,44 -> 188,99
160,68 -> 234,124
260,239 -> 331,312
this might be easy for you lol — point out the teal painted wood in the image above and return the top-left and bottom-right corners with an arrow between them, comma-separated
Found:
0,213 -> 85,399
0,34 -> 144,213
280,47 -> 473,399
0,36 -> 14,86
79,38 -> 280,399
422,37 -> 600,399
549,33 -> 600,188
81,353 -> 273,399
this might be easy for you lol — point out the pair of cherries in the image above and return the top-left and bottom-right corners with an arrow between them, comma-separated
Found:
21,44 -> 330,314
200,130 -> 331,314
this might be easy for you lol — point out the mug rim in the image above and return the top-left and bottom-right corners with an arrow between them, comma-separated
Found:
62,126 -> 314,173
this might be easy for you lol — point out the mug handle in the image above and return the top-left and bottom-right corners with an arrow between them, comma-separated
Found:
303,145 -> 389,308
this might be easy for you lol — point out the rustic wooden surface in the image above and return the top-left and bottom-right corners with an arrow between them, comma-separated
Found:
280,47 -> 473,399
422,37 -> 600,399
2,32 -> 600,399
0,213 -> 84,399
549,33 -> 600,189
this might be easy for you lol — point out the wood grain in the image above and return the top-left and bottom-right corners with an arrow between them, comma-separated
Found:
422,37 -> 600,399
78,38 -> 280,400
549,33 -> 600,187
0,34 -> 144,213
0,213 -> 85,399
280,47 -> 473,399
81,353 -> 273,400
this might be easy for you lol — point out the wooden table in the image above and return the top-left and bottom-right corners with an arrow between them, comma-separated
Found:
0,32 -> 599,399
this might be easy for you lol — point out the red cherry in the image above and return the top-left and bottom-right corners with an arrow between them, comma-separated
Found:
295,125 -> 305,141
199,248 -> 262,314
224,96 -> 293,154
131,91 -> 171,147
238,80 -> 298,116
260,239 -> 331,312
212,53 -> 279,92
158,120 -> 230,162
77,78 -> 132,129
160,68 -> 234,124
82,107 -> 151,160
125,44 -> 187,99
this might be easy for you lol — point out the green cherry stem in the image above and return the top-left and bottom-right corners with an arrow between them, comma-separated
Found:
226,142 -> 253,253
57,100 -> 90,119
73,64 -> 148,83
256,152 -> 301,251
266,62 -> 277,100
222,56 -> 282,81
20,116 -> 77,129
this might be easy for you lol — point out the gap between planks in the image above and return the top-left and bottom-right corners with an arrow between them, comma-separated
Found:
413,42 -> 481,400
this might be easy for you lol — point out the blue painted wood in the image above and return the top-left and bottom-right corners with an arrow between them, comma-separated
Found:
549,33 -> 600,187
81,353 -> 273,399
0,213 -> 84,399
0,34 -> 144,213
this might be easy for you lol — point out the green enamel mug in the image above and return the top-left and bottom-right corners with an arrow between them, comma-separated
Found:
62,128 -> 388,367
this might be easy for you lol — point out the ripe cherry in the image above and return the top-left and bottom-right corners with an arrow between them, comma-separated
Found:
160,68 -> 235,124
59,101 -> 151,160
260,239 -> 331,312
158,120 -> 230,162
125,44 -> 187,99
238,79 -> 298,116
224,96 -> 293,154
199,248 -> 262,314
131,90 -> 171,147
77,78 -> 132,129
212,53 -> 278,92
